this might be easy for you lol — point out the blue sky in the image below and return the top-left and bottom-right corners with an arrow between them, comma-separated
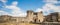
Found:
0,0 -> 60,17
6,0 -> 45,11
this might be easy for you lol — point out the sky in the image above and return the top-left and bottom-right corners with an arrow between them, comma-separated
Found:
0,0 -> 60,17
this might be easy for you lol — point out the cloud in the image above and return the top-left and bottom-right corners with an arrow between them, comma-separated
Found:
43,0 -> 60,11
42,3 -> 60,15
0,1 -> 27,17
42,3 -> 54,12
0,0 -> 7,8
43,0 -> 60,4
5,1 -> 19,10
36,0 -> 60,15
0,0 -> 9,15
5,1 -> 27,17
35,8 -> 42,12
6,5 -> 20,11
0,0 -> 7,3
12,1 -> 18,6
0,10 -> 10,15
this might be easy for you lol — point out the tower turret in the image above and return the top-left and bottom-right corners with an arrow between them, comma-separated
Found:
27,10 -> 34,22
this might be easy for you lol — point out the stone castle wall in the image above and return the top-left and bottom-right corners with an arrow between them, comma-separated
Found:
11,10 -> 44,23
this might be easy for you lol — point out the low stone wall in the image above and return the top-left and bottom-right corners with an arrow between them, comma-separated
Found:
0,22 -> 40,25
41,22 -> 60,25
1,22 -> 60,25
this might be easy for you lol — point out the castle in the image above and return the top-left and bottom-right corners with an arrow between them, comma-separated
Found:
0,10 -> 60,23
11,10 -> 45,23
0,10 -> 45,23
1,10 -> 60,25
8,11 -> 60,23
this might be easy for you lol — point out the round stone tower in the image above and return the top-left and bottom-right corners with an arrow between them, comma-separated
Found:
27,10 -> 34,22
